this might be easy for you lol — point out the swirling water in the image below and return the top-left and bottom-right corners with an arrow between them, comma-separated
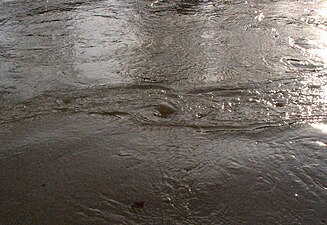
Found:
0,0 -> 326,224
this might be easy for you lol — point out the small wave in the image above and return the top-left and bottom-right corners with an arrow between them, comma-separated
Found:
1,79 -> 326,131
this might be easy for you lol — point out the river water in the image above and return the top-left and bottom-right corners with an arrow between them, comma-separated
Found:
0,0 -> 326,224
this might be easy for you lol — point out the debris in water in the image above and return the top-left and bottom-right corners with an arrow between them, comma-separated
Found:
131,201 -> 144,209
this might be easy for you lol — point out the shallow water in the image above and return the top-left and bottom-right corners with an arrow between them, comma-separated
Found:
0,0 -> 326,224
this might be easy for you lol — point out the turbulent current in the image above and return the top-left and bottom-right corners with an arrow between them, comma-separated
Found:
0,0 -> 326,224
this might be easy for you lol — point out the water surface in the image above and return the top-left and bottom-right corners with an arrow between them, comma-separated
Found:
0,0 -> 326,224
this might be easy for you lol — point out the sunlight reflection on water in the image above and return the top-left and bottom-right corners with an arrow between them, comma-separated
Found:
315,1 -> 327,66
310,123 -> 327,133
318,1 -> 327,17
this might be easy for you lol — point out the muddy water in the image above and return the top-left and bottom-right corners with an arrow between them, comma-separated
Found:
0,0 -> 326,224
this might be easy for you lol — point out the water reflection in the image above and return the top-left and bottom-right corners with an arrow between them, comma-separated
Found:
125,1 -> 212,83
310,123 -> 327,133
71,0 -> 140,84
1,0 -> 327,98
1,1 -> 327,224
123,0 -> 285,84
313,1 -> 327,68
0,0 -> 85,98
0,0 -> 326,124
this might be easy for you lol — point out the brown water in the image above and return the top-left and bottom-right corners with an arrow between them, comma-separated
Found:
0,0 -> 326,224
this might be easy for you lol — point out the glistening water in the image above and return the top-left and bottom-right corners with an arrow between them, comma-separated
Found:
0,0 -> 326,224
